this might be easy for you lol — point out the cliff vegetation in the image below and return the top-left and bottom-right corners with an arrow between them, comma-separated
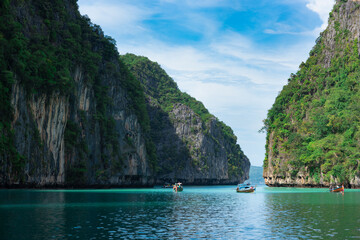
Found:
263,0 -> 360,187
0,0 -> 153,186
121,54 -> 250,184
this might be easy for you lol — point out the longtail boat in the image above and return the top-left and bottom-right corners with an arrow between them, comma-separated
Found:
236,183 -> 256,193
162,183 -> 173,188
173,182 -> 183,192
329,185 -> 344,192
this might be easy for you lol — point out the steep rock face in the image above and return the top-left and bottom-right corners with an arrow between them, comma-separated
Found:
121,54 -> 250,184
0,0 -> 153,187
10,80 -> 68,184
263,0 -> 360,188
322,0 -> 360,68
65,64 -> 153,187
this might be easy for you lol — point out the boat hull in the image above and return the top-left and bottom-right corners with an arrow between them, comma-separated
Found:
330,186 -> 344,192
236,188 -> 255,193
173,187 -> 183,192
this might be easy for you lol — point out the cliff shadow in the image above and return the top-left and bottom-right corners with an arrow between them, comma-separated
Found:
147,104 -> 191,184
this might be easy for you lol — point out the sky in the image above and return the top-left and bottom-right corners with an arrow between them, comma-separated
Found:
77,0 -> 335,167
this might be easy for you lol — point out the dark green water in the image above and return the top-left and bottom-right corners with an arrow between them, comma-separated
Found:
1,186 -> 359,239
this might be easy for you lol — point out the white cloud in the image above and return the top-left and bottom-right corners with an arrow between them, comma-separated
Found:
306,0 -> 335,30
78,2 -> 152,35
264,27 -> 315,36
210,32 -> 304,70
264,0 -> 335,36
119,37 -> 293,87
181,13 -> 221,37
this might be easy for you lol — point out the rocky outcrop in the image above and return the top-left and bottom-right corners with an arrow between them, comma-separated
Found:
0,0 -> 153,187
4,61 -> 154,188
10,80 -> 69,185
263,0 -> 360,188
320,0 -> 360,68
65,64 -> 153,187
122,55 -> 250,185
156,103 -> 248,184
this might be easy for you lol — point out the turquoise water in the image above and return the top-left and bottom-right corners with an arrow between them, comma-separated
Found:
1,186 -> 360,239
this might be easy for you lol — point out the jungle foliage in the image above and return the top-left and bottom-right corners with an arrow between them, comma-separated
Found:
264,1 -> 360,184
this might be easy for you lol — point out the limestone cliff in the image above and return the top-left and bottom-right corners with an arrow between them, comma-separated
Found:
264,0 -> 360,188
121,54 -> 250,185
0,0 -> 153,187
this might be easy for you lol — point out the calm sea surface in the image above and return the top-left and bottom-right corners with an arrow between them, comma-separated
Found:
1,186 -> 360,239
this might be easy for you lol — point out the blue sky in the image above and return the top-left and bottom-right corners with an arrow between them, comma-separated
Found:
78,0 -> 335,167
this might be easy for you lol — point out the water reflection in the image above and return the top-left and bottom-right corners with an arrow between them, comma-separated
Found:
263,191 -> 360,239
0,191 -> 67,240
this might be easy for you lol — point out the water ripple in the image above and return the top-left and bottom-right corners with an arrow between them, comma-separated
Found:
1,186 -> 360,239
